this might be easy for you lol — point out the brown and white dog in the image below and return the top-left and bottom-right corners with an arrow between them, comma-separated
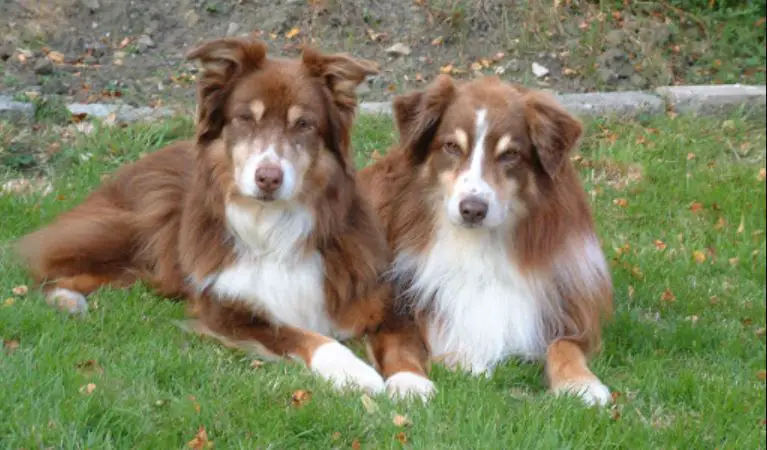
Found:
16,37 -> 394,394
360,75 -> 614,405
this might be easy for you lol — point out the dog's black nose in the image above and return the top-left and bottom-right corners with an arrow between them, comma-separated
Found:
459,196 -> 489,224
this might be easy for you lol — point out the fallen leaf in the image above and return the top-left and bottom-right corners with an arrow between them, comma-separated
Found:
360,394 -> 379,414
470,61 -> 483,71
611,391 -> 622,402
692,251 -> 706,264
291,389 -> 311,407
653,240 -> 667,250
714,217 -> 727,230
689,202 -> 704,213
187,426 -> 213,449
3,298 -> 15,307
742,317 -> 753,326
610,405 -> 621,420
563,67 -> 578,76
661,289 -> 676,303
758,371 -> 766,382
48,51 -> 65,63
737,216 -> 745,233
613,198 -> 628,208
250,359 -> 264,369
684,315 -> 699,325
755,327 -> 766,337
285,27 -> 301,39
628,285 -> 635,299
189,395 -> 201,413
331,431 -> 341,440
12,285 -> 28,296
3,339 -> 20,354
395,432 -> 408,444
79,383 -> 97,395
75,359 -> 103,375
352,439 -> 361,450
119,37 -> 131,48
431,36 -> 444,46
393,414 -> 412,427
758,168 -> 766,181
728,257 -> 739,266
439,64 -> 454,74
686,152 -> 696,160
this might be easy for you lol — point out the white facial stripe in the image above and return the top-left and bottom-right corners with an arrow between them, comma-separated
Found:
460,108 -> 491,197
234,140 -> 298,200
454,128 -> 469,152
495,134 -> 512,156
287,105 -> 303,126
249,100 -> 265,122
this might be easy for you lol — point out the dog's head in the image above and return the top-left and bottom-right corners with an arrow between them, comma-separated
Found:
187,37 -> 377,204
393,75 -> 582,230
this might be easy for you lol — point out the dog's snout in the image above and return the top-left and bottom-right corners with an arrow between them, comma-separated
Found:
459,196 -> 489,224
255,164 -> 284,194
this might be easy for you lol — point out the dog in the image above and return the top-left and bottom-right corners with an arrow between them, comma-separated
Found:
359,75 -> 614,405
16,37 -> 400,394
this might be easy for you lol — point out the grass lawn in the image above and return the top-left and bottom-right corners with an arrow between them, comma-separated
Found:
1,112 -> 765,449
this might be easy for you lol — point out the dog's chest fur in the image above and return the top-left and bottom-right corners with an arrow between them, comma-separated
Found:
393,219 -> 547,374
201,203 -> 336,336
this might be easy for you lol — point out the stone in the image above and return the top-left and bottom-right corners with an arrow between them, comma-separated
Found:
386,43 -> 411,57
136,34 -> 155,51
656,84 -> 767,117
0,96 -> 35,121
34,59 -> 54,75
532,62 -> 550,78
66,103 -> 175,123
226,22 -> 240,36
359,102 -> 393,116
556,91 -> 665,118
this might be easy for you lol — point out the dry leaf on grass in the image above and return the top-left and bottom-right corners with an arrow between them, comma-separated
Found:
692,251 -> 706,264
75,359 -> 103,375
187,426 -> 213,449
653,240 -> 667,250
250,359 -> 264,369
189,395 -> 201,413
758,168 -> 766,181
613,198 -> 628,208
661,289 -> 676,303
689,202 -> 704,213
285,27 -> 301,39
360,394 -> 379,414
12,285 -> 28,296
3,298 -> 15,307
291,389 -> 312,407
755,327 -> 766,337
393,414 -> 412,427
3,339 -> 20,354
351,438 -> 361,450
79,383 -> 97,395
757,371 -> 766,382
395,432 -> 409,444
47,51 -> 65,63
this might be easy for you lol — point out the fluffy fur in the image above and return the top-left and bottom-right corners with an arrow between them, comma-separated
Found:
16,37 -> 393,394
360,75 -> 614,405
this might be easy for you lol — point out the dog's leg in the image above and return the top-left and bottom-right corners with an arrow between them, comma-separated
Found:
545,339 -> 611,406
43,272 -> 136,314
186,298 -> 385,395
368,312 -> 435,403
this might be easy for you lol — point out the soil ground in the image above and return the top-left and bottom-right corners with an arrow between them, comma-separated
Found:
1,0 -> 765,111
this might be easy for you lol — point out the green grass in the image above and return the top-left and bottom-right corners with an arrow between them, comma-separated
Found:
1,113 -> 765,449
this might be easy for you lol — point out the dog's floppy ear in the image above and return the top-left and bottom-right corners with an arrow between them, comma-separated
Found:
523,91 -> 582,179
302,48 -> 379,175
393,74 -> 456,165
186,38 -> 268,143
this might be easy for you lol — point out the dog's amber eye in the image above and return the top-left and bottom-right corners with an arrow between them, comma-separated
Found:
497,150 -> 520,164
442,141 -> 462,156
235,112 -> 254,123
294,118 -> 315,132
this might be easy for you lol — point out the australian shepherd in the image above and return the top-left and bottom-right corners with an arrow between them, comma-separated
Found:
16,37 -> 406,395
360,75 -> 614,405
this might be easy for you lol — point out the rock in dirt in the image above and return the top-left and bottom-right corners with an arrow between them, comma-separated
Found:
532,62 -> 550,78
386,43 -> 411,57
0,96 -> 35,121
136,35 -> 155,52
226,22 -> 240,36
34,59 -> 54,75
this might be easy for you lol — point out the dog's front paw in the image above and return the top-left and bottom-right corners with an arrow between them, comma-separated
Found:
386,371 -> 436,403
552,378 -> 612,406
46,288 -> 88,315
310,341 -> 385,395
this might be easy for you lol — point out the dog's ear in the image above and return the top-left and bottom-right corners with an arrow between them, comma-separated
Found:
523,91 -> 582,178
302,48 -> 379,175
186,38 -> 268,143
393,74 -> 456,165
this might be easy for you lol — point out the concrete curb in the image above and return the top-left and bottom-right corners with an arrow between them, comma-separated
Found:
1,84 -> 765,123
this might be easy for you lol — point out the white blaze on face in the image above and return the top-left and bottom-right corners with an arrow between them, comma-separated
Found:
445,108 -> 506,228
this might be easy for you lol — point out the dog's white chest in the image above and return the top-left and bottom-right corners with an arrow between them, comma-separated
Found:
394,225 -> 546,374
202,204 -> 335,336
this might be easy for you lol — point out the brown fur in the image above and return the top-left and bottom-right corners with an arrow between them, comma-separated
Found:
16,38 -> 392,390
360,75 -> 613,401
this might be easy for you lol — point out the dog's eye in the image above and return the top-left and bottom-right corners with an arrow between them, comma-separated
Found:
294,118 -> 315,132
497,150 -> 520,164
235,112 -> 254,123
442,141 -> 463,156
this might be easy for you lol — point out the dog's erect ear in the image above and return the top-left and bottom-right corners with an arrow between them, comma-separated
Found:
523,91 -> 583,179
186,38 -> 268,143
302,48 -> 378,176
393,74 -> 456,165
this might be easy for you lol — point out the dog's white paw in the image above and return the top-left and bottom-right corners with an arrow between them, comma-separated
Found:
386,371 -> 436,403
46,288 -> 88,315
310,342 -> 385,395
553,378 -> 612,407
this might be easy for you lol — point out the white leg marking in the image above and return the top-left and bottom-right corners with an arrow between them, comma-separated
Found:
46,288 -> 88,315
310,341 -> 385,394
553,378 -> 612,407
385,371 -> 436,403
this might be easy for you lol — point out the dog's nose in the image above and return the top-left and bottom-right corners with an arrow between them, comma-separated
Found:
459,196 -> 489,224
255,164 -> 284,193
